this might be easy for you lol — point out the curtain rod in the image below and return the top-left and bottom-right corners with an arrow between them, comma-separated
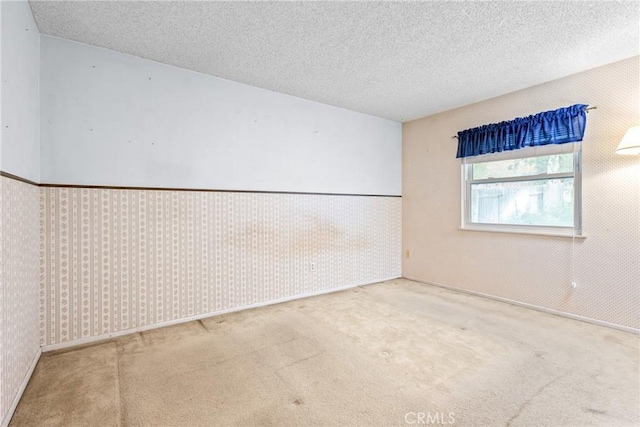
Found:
450,106 -> 597,139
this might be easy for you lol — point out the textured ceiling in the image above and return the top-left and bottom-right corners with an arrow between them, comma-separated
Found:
29,1 -> 639,122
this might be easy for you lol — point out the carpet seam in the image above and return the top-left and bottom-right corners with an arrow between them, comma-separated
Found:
115,342 -> 125,427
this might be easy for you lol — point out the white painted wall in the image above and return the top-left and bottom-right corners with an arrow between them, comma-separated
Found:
0,0 -> 2,169
1,0 -> 40,182
40,36 -> 402,195
0,2 -> 41,426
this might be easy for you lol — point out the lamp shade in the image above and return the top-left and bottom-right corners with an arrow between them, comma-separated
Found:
616,126 -> 640,155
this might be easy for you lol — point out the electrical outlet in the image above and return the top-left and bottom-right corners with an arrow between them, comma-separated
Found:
405,250 -> 410,259
310,262 -> 316,272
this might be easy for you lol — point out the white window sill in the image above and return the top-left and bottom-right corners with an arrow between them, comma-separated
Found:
459,226 -> 587,239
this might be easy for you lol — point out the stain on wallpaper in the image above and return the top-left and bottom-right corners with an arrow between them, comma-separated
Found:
40,189 -> 401,346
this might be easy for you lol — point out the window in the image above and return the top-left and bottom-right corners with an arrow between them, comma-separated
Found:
462,143 -> 582,235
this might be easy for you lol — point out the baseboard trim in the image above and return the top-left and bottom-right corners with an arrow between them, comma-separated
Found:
41,276 -> 401,353
403,276 -> 640,335
1,348 -> 41,427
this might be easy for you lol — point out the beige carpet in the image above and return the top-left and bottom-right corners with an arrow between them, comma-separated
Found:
10,279 -> 639,426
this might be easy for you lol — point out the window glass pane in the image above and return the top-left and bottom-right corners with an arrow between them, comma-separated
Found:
472,153 -> 573,180
470,178 -> 574,227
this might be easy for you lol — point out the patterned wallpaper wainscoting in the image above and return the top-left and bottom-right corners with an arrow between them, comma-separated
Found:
0,177 -> 41,424
39,188 -> 401,346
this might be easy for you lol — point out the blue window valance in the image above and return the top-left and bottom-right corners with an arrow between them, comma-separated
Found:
456,104 -> 588,159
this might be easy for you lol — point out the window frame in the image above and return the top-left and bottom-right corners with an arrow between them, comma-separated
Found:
461,143 -> 583,236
